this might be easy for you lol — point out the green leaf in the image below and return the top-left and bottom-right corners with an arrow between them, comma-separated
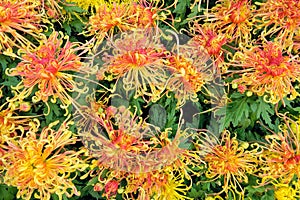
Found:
71,19 -> 86,33
63,22 -> 72,35
187,6 -> 199,18
149,104 -> 167,129
0,55 -> 8,72
0,184 -> 17,200
62,3 -> 86,13
254,97 -> 275,129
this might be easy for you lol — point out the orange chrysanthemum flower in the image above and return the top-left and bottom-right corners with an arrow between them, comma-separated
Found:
79,104 -> 177,173
189,22 -> 227,72
85,1 -> 160,47
231,41 -> 300,104
97,28 -> 168,101
0,0 -> 42,53
203,0 -> 254,44
7,31 -> 93,113
195,130 -> 261,198
166,43 -> 213,107
80,102 -> 202,199
254,0 -> 300,52
37,0 -> 64,19
2,120 -> 88,200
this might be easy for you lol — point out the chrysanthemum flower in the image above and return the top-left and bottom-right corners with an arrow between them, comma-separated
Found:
231,41 -> 300,104
2,120 -> 88,200
97,28 -> 168,101
165,43 -> 213,108
189,22 -> 227,72
66,0 -> 133,11
85,1 -> 130,45
254,0 -> 300,52
274,182 -> 300,200
79,104 -> 188,173
124,169 -> 193,200
126,1 -> 159,29
152,170 -> 193,200
203,0 -> 254,44
0,0 -> 42,53
84,1 -> 168,48
195,130 -> 261,198
7,31 -> 93,114
259,120 -> 300,185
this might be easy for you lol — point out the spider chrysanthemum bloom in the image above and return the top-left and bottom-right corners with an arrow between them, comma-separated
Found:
85,1 -> 163,48
97,29 -> 168,101
66,0 -> 134,11
0,0 -> 42,53
124,169 -> 193,200
37,0 -> 64,20
85,1 -> 131,46
78,100 -> 202,173
231,42 -> 300,104
79,105 -> 181,173
274,182 -> 300,200
203,0 -> 254,44
2,120 -> 88,200
259,118 -> 300,185
254,0 -> 300,52
79,104 -> 158,172
165,44 -> 213,108
195,130 -> 261,198
7,31 -> 92,113
151,170 -> 193,200
80,104 -> 202,199
126,1 -> 160,29
189,22 -> 227,72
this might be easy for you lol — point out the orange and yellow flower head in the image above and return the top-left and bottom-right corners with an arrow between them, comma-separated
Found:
0,0 -> 42,53
259,116 -> 300,185
97,28 -> 168,102
85,0 -> 161,47
79,104 -> 177,173
7,31 -> 92,113
254,0 -> 300,52
203,0 -> 254,44
165,42 -> 213,108
231,41 -> 300,104
189,23 -> 227,72
195,130 -> 261,198
78,102 -> 201,198
2,120 -> 88,200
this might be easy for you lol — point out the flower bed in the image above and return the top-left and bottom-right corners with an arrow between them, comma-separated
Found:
0,0 -> 300,199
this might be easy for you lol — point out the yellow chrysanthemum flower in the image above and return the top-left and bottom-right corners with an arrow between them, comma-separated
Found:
275,183 -> 300,200
2,120 -> 88,200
